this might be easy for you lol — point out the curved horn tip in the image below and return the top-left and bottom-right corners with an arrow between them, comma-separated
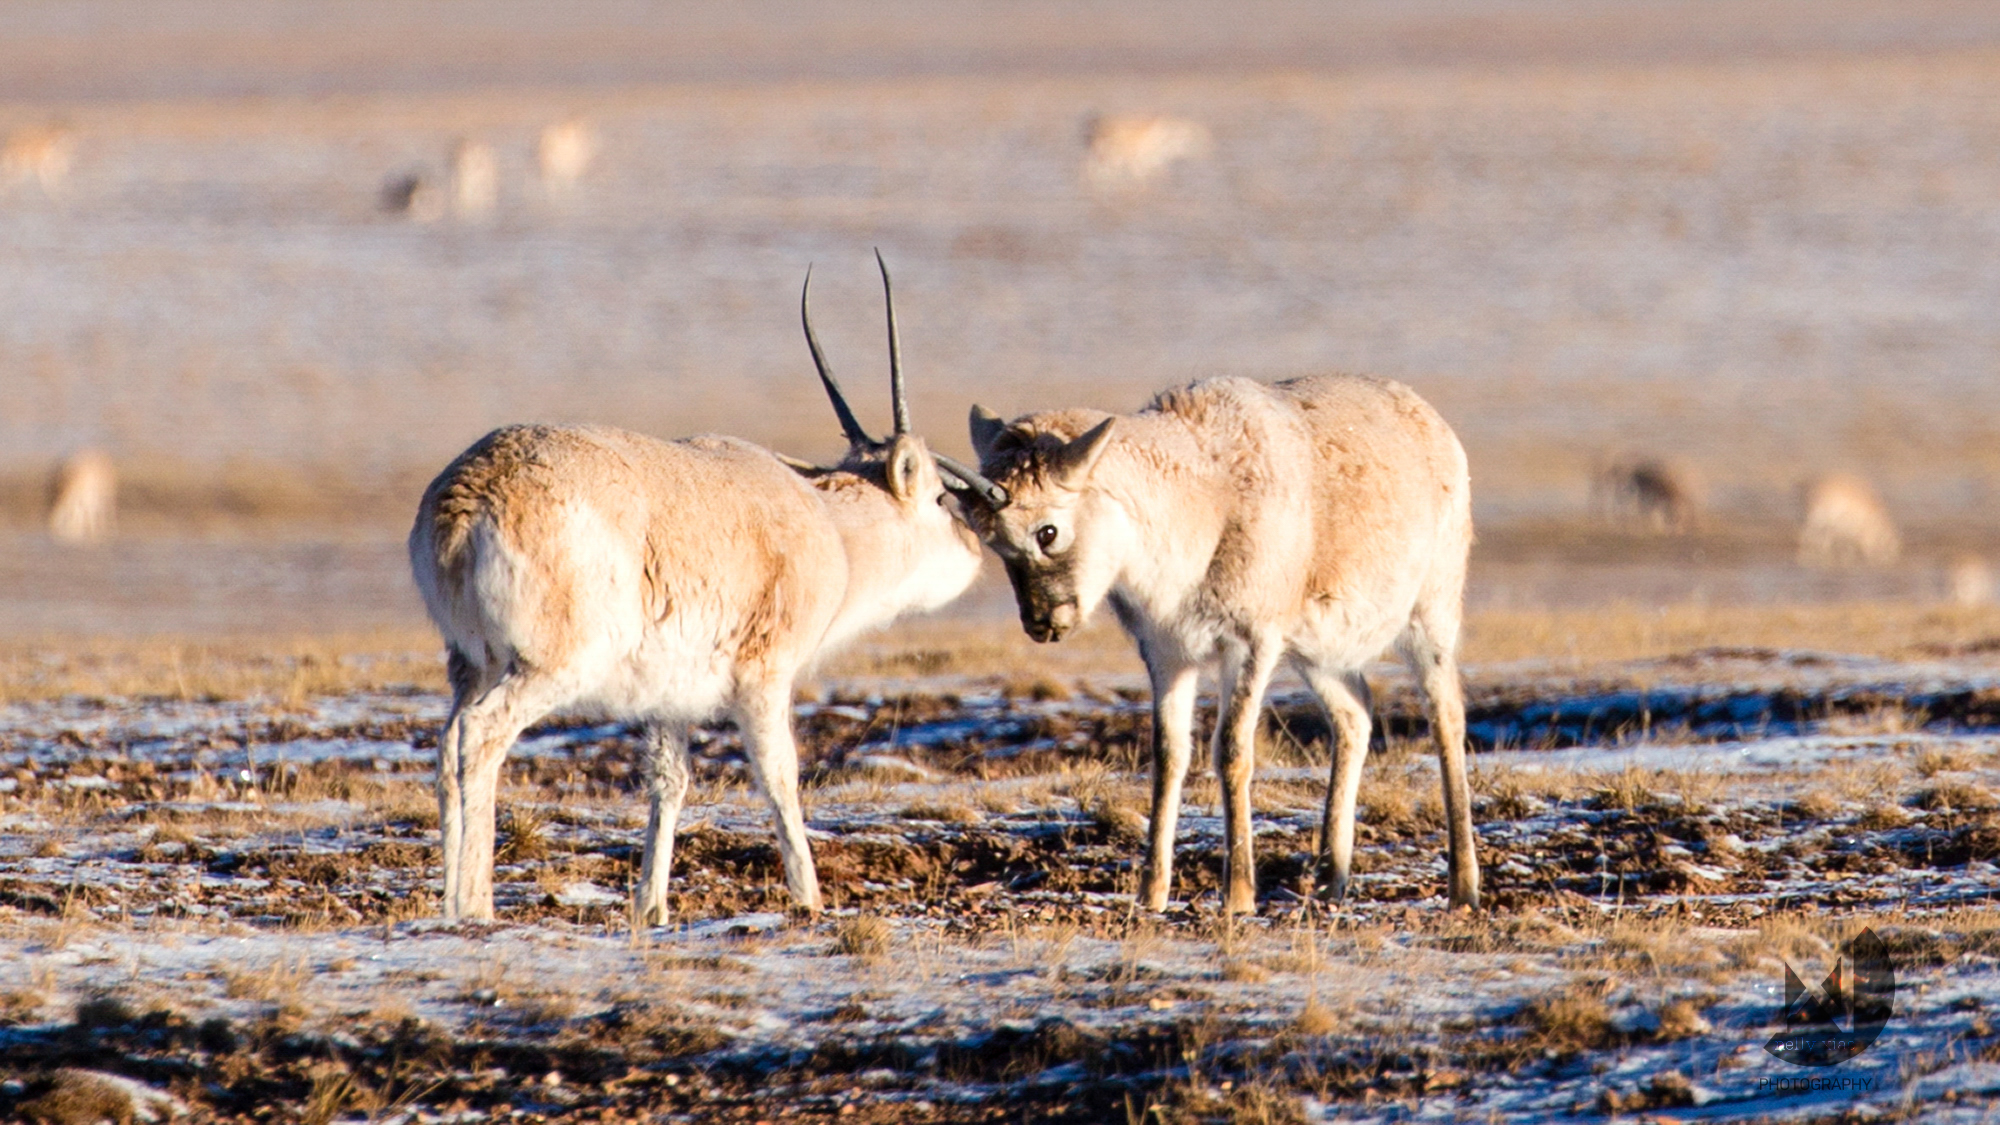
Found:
801,263 -> 875,448
876,249 -> 910,437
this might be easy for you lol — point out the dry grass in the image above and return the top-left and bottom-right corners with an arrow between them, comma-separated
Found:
1465,602 -> 2000,666
0,631 -> 444,703
832,914 -> 892,961
3,599 -> 1993,706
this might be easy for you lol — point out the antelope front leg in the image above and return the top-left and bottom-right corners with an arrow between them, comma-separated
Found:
1214,638 -> 1280,916
635,723 -> 693,927
1139,661 -> 1200,911
738,681 -> 822,915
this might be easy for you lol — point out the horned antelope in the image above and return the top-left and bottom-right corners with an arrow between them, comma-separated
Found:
1591,455 -> 1702,534
962,374 -> 1479,913
46,449 -> 116,545
2,124 -> 74,195
1798,473 -> 1900,568
409,255 -> 1002,923
537,119 -> 596,190
1081,114 -> 1210,191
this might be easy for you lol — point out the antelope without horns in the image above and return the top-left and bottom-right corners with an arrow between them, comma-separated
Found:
963,374 -> 1480,913
409,254 -> 1003,923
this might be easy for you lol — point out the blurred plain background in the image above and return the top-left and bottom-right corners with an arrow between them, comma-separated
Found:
3,0 -> 1998,634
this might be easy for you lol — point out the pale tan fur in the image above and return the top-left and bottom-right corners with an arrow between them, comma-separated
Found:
450,139 -> 498,220
969,373 -> 1479,913
411,418 -> 980,923
537,119 -> 596,188
1946,554 -> 1993,607
1591,454 -> 1702,534
46,449 -> 116,545
1082,114 -> 1211,190
2,124 -> 74,194
1798,473 -> 1900,568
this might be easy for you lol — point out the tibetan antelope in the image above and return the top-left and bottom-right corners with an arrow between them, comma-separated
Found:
1591,455 -> 1702,534
1798,473 -> 1900,568
963,374 -> 1479,913
1082,114 -> 1210,191
46,449 -> 116,545
537,119 -> 596,189
2,124 -> 74,194
409,255 -> 1002,923
449,140 -> 497,220
1946,554 -> 1993,607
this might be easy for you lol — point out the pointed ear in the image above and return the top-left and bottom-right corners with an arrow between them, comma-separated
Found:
1050,418 -> 1114,490
969,405 -> 1008,462
885,434 -> 928,502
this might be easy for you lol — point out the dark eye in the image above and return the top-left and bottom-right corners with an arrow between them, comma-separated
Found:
1035,525 -> 1059,550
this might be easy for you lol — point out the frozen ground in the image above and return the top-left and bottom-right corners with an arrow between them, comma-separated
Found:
2,649 -> 1998,1121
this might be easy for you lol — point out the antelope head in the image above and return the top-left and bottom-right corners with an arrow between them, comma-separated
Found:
798,253 -> 1007,614
961,405 -> 1118,643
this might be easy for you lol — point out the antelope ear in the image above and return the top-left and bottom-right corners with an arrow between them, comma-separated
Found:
969,405 -> 1008,462
1050,418 -> 1114,490
885,434 -> 927,502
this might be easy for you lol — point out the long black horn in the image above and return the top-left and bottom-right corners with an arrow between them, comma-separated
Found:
802,265 -> 874,447
876,249 -> 909,436
934,453 -> 1010,508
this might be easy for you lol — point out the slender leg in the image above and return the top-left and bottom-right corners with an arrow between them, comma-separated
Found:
1406,621 -> 1480,909
449,674 -> 553,921
1213,636 -> 1281,916
736,678 -> 821,914
1138,660 -> 1200,911
436,649 -> 478,915
1300,666 -> 1373,902
635,722 -> 693,927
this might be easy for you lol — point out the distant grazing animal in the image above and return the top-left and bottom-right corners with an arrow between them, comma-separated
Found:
1947,554 -> 1994,606
2,124 -> 74,194
46,449 -> 116,545
1082,115 -> 1211,190
450,140 -> 497,220
1797,474 -> 1900,568
537,119 -> 596,189
1592,455 -> 1702,534
379,171 -> 441,220
409,255 -> 1001,922
963,374 -> 1480,913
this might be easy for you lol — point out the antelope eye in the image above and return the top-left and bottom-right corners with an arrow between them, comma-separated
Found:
1034,525 -> 1059,550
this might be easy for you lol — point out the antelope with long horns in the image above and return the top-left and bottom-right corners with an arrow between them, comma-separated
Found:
409,254 -> 1003,922
962,374 -> 1479,913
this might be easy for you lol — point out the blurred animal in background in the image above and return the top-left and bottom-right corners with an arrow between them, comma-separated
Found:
2,123 -> 75,195
379,170 -> 441,220
46,449 -> 116,545
1590,454 -> 1702,534
378,140 -> 497,222
449,140 -> 497,220
1946,554 -> 1994,606
536,118 -> 596,191
1797,473 -> 1900,567
1082,114 -> 1210,191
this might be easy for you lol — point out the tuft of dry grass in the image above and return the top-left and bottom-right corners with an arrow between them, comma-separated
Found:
832,914 -> 893,960
1290,999 -> 1338,1037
